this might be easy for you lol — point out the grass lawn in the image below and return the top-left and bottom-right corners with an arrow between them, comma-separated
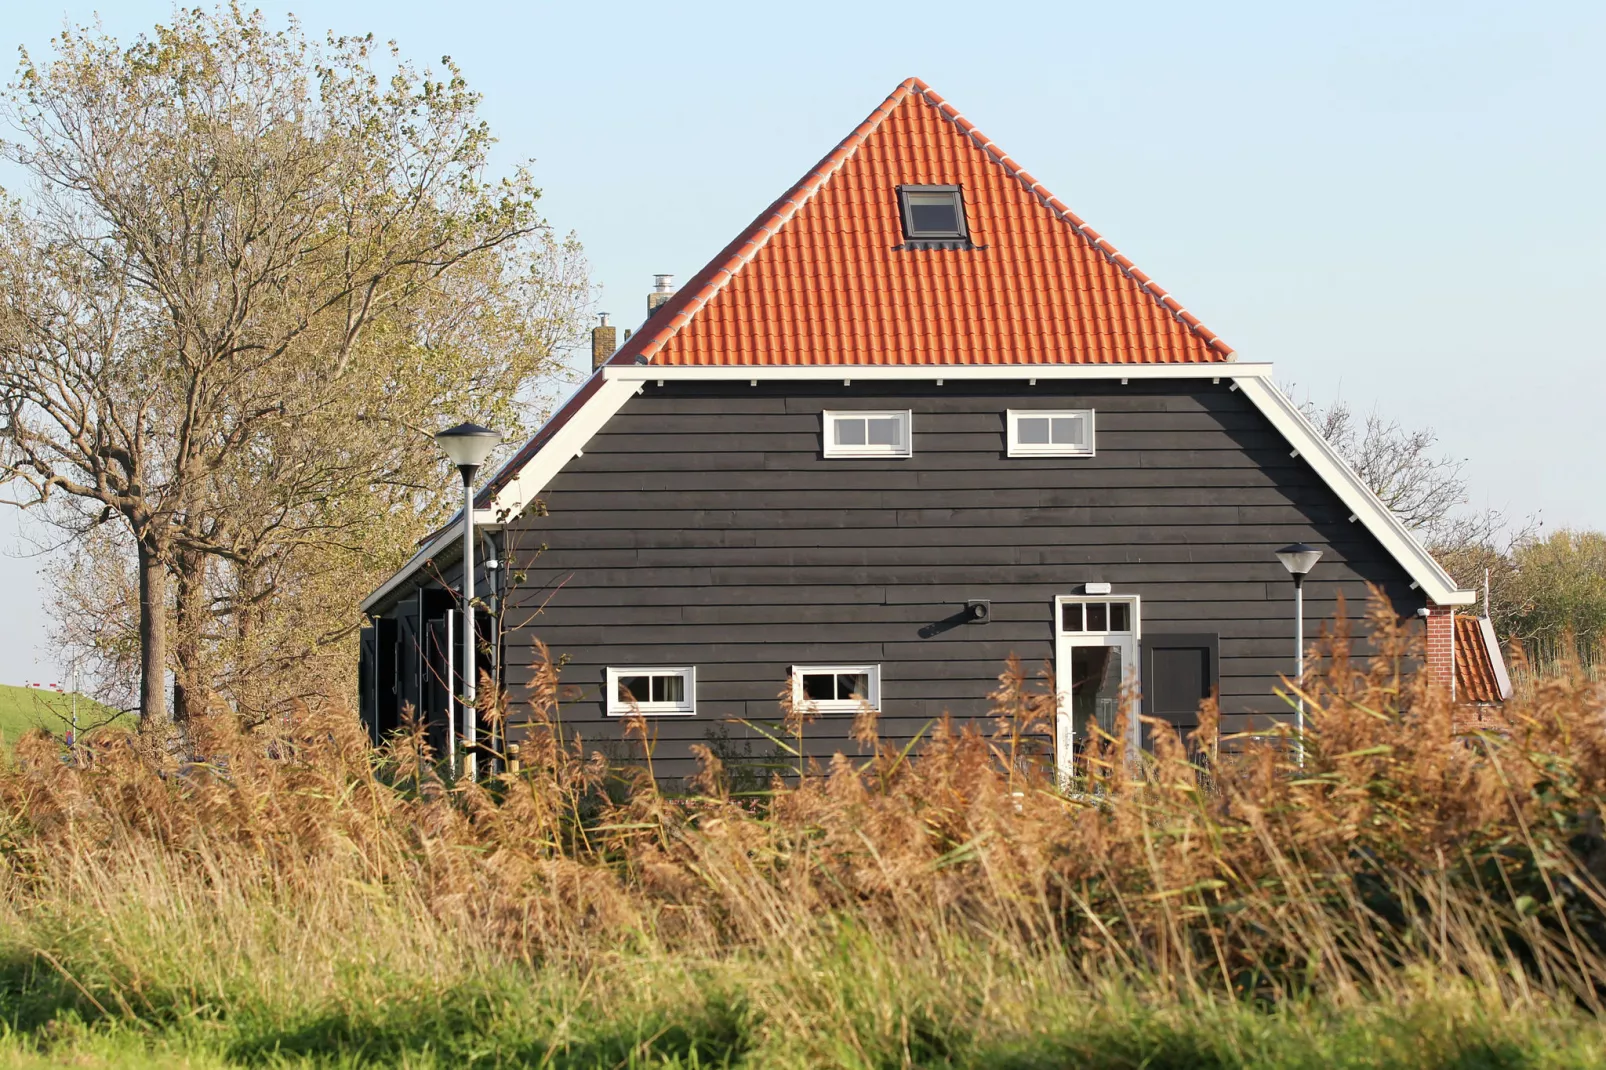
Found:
0,955 -> 1602,1069
0,683 -> 127,745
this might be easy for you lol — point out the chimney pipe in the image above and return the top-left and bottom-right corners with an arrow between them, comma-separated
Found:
647,274 -> 677,316
591,312 -> 617,370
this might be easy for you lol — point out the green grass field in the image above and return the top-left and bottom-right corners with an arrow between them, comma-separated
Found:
0,683 -> 126,745
0,958 -> 1602,1069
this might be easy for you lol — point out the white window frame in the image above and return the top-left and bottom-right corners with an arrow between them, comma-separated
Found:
1007,409 -> 1095,458
791,664 -> 882,713
606,666 -> 696,717
1055,595 -> 1140,640
822,410 -> 912,459
1053,595 -> 1142,776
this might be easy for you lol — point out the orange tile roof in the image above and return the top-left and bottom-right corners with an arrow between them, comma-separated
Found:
1455,614 -> 1506,705
610,77 -> 1232,368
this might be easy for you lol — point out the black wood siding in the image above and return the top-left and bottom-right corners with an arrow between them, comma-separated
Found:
453,378 -> 1427,780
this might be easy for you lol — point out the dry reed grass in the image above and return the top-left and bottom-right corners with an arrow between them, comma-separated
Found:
1,595 -> 1605,1064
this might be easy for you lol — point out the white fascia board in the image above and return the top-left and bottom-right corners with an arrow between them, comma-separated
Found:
1234,376 -> 1475,607
484,378 -> 640,518
359,509 -> 510,613
1477,615 -> 1514,700
361,379 -> 638,613
604,362 -> 1272,383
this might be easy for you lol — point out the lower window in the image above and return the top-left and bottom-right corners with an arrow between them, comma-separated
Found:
606,666 -> 696,716
792,664 -> 881,713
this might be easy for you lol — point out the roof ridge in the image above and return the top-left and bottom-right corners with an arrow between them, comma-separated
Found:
607,78 -> 924,368
607,76 -> 1232,366
909,82 -> 1231,357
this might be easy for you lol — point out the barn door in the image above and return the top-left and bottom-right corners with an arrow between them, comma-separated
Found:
1054,595 -> 1140,783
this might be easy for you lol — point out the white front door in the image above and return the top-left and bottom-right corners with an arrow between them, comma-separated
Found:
1054,595 -> 1140,783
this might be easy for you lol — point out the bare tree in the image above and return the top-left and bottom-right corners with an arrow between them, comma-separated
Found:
1300,397 -> 1467,532
0,9 -> 589,724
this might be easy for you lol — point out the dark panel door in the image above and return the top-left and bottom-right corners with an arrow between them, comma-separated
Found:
425,616 -> 455,758
1141,632 -> 1219,744
376,617 -> 400,738
358,626 -> 377,741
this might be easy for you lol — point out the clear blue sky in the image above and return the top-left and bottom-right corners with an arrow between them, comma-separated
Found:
1,1 -> 1603,685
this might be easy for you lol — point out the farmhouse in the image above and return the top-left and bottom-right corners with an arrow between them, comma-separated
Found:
358,78 -> 1501,780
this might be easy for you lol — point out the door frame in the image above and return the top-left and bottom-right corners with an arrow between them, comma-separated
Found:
1054,594 -> 1141,783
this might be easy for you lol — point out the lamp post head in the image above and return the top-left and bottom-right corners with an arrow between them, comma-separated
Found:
1275,542 -> 1323,577
435,422 -> 501,475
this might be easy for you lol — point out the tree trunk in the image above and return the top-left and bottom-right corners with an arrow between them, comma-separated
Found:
171,548 -> 209,721
137,538 -> 170,726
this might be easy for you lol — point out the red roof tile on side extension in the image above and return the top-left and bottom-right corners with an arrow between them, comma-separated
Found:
1455,614 -> 1507,706
611,78 -> 1231,367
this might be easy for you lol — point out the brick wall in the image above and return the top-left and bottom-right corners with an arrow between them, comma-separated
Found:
1424,603 -> 1454,694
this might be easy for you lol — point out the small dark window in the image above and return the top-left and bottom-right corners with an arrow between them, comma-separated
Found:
898,185 -> 967,240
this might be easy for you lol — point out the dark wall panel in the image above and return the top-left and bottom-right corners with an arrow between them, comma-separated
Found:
391,378 -> 1427,774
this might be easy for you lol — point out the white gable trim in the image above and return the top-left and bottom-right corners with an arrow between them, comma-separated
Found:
361,362 -> 1474,612
1477,616 -> 1514,700
361,378 -> 641,613
1234,376 -> 1473,606
484,378 -> 640,520
359,509 -> 506,613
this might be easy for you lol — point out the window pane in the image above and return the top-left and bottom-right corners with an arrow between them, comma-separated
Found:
1086,603 -> 1108,631
618,675 -> 649,704
866,417 -> 901,446
802,673 -> 835,701
906,191 -> 960,235
1050,416 -> 1084,446
652,674 -> 685,704
1017,417 -> 1051,445
834,418 -> 866,446
1071,646 -> 1123,740
1109,602 -> 1130,632
837,672 -> 870,701
1061,603 -> 1084,632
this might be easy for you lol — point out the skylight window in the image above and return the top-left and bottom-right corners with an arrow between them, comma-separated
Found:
898,185 -> 967,241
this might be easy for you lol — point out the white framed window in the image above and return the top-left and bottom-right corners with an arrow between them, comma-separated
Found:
1007,409 -> 1094,457
823,410 -> 912,458
1053,595 -> 1141,770
606,667 -> 696,717
791,664 -> 881,713
1057,596 -> 1139,637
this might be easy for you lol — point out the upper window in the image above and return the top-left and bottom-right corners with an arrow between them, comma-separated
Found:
1060,599 -> 1135,635
606,666 -> 696,717
792,665 -> 881,713
1007,409 -> 1095,457
898,185 -> 968,241
823,410 -> 912,458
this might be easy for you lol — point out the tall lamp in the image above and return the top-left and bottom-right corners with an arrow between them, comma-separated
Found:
435,422 -> 502,779
1275,542 -> 1323,765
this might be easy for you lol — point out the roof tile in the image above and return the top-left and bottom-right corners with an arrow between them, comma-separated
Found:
1455,614 -> 1506,706
609,77 -> 1232,368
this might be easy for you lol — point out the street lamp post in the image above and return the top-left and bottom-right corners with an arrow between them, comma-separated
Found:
1274,542 -> 1323,766
435,422 -> 502,780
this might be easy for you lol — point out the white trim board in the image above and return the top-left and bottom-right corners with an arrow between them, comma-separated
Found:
604,362 -> 1270,383
360,509 -> 508,612
361,362 -> 1473,612
1234,376 -> 1472,606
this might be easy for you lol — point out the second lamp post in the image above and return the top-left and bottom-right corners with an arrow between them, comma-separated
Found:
1275,542 -> 1323,765
435,422 -> 502,780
